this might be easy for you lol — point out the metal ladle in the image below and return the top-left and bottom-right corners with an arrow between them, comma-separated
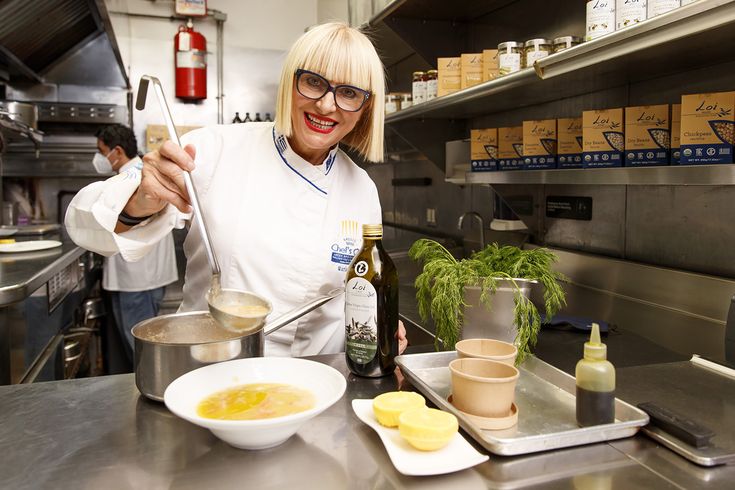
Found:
135,76 -> 343,335
136,75 -> 273,334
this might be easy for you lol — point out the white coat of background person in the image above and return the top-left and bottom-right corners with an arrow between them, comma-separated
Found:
89,125 -> 178,363
65,22 -> 407,357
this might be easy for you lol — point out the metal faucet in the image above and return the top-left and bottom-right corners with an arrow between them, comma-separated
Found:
457,212 -> 485,250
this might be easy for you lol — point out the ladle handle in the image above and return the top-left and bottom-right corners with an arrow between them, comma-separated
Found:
137,76 -> 220,277
263,288 -> 344,337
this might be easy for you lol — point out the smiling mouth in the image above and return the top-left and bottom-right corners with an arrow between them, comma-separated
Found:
304,113 -> 337,134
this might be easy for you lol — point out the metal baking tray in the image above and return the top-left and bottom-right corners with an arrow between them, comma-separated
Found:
616,356 -> 735,466
395,351 -> 649,456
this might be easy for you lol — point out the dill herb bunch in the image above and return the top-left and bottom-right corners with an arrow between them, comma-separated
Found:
409,239 -> 567,364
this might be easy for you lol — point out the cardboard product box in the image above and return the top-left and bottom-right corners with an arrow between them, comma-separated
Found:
437,57 -> 461,97
680,91 -> 735,164
482,49 -> 499,83
557,117 -> 584,168
497,126 -> 524,170
460,53 -> 483,90
624,104 -> 670,167
582,108 -> 624,168
523,119 -> 557,169
146,124 -> 201,152
470,128 -> 498,172
670,104 -> 681,164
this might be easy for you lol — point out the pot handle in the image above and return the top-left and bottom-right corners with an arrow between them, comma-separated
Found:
263,288 -> 344,337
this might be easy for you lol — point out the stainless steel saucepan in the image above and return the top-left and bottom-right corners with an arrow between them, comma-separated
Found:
132,288 -> 343,401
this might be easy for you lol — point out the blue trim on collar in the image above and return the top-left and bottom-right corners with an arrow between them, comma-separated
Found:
272,128 -> 327,196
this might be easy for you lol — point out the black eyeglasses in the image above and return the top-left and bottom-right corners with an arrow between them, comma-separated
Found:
295,69 -> 371,112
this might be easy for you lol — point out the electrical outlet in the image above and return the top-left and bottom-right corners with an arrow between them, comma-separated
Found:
426,208 -> 436,227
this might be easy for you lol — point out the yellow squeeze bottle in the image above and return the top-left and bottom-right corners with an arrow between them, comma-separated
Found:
575,323 -> 615,427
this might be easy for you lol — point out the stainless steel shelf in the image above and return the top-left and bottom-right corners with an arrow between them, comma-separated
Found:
385,0 -> 735,123
369,0 -> 514,24
461,165 -> 735,186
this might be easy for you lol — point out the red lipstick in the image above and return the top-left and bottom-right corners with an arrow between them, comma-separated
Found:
304,112 -> 337,134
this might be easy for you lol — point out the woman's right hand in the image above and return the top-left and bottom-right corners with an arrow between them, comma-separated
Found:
123,140 -> 197,217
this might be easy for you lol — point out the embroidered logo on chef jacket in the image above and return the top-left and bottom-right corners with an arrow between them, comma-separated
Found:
331,219 -> 361,272
325,153 -> 336,174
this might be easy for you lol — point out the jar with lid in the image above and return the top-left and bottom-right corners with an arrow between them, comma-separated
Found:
399,93 -> 412,110
648,0 -> 680,18
498,41 -> 523,76
586,0 -> 616,41
425,70 -> 438,101
552,36 -> 583,53
616,0 -> 647,30
385,94 -> 400,114
412,71 -> 427,105
524,38 -> 551,66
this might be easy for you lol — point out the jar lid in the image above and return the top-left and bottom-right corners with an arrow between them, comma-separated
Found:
524,38 -> 551,48
412,71 -> 425,76
498,41 -> 522,50
426,69 -> 438,75
386,93 -> 400,100
553,35 -> 583,45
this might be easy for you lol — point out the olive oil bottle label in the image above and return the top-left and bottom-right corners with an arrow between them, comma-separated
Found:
345,277 -> 378,365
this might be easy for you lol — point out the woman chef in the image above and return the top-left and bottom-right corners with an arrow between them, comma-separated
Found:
65,22 -> 407,357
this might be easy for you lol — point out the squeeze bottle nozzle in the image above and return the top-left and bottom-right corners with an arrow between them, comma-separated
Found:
583,323 -> 607,361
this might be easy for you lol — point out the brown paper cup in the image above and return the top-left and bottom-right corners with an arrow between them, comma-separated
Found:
456,338 -> 518,366
449,358 -> 519,418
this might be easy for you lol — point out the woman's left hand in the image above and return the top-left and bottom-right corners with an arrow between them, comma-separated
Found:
398,320 -> 408,355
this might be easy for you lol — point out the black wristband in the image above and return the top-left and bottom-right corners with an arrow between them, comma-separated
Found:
118,209 -> 155,226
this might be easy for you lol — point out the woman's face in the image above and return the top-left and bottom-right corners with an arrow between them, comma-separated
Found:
289,73 -> 367,164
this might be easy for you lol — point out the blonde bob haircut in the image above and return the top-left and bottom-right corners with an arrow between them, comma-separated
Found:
275,22 -> 385,163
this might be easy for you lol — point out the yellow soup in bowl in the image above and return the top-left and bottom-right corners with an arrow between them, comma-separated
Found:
197,383 -> 315,420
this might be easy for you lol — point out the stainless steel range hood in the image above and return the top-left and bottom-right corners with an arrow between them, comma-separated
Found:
0,0 -> 129,88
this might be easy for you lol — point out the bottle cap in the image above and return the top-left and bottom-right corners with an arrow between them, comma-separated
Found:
362,223 -> 383,238
583,323 -> 607,360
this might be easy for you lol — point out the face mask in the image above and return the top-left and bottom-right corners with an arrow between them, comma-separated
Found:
92,151 -> 113,174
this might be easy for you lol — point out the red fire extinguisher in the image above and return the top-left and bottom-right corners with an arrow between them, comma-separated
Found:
174,19 -> 206,100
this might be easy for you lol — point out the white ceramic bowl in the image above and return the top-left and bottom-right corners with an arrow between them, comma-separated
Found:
164,357 -> 347,450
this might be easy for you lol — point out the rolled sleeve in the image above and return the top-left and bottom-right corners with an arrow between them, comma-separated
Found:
65,165 -> 187,261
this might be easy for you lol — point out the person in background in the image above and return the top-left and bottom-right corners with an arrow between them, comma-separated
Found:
66,23 -> 407,357
92,125 -> 179,363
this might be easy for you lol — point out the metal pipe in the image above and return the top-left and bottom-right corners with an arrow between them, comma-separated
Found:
20,334 -> 64,384
208,9 -> 227,125
458,211 -> 485,250
216,16 -> 224,124
108,11 -> 185,21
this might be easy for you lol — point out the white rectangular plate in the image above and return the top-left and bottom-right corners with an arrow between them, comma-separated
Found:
351,399 -> 488,476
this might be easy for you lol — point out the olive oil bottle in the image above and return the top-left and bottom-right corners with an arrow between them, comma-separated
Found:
345,224 -> 398,377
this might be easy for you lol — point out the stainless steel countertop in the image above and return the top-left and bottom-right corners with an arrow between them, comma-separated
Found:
0,238 -> 85,306
1,354 -> 733,489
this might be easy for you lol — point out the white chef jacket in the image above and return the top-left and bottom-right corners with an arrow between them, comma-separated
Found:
64,122 -> 382,357
100,157 -> 178,292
